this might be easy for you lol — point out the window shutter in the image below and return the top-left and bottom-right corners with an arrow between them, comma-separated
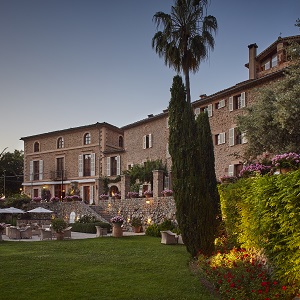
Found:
30,161 -> 33,181
116,156 -> 120,175
240,92 -> 246,108
228,165 -> 234,176
91,153 -> 95,176
166,143 -> 170,158
90,186 -> 94,204
166,117 -> 169,128
207,104 -> 213,117
242,132 -> 248,144
221,132 -> 226,144
194,107 -> 200,119
229,97 -> 233,111
229,128 -> 235,146
217,134 -> 221,145
149,134 -> 152,148
78,155 -> 83,177
39,160 -> 43,180
107,157 -> 111,176
143,135 -> 146,149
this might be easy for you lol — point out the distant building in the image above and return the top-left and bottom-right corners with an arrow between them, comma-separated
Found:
21,35 -> 300,203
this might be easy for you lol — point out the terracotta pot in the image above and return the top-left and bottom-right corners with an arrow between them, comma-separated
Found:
56,232 -> 64,240
133,226 -> 141,233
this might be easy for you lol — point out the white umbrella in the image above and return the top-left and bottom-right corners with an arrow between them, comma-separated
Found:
1,207 -> 25,214
27,207 -> 53,213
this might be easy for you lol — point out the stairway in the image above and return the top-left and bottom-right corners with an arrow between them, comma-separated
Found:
89,205 -> 113,223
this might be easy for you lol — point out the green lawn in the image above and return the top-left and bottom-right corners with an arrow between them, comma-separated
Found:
0,236 -> 216,300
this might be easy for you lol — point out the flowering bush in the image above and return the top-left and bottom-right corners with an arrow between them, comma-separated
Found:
63,195 -> 73,201
71,195 -> 81,201
239,163 -> 271,178
50,196 -> 60,202
161,189 -> 173,196
0,223 -> 6,231
100,194 -> 109,199
113,193 -> 121,198
271,152 -> 300,170
110,216 -> 124,224
197,248 -> 289,299
32,196 -> 42,202
127,192 -> 139,198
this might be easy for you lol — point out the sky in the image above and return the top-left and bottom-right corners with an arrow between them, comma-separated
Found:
0,0 -> 299,152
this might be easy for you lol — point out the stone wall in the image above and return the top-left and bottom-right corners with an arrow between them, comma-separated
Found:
100,196 -> 176,230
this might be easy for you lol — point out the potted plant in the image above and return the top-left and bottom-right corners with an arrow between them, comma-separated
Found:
100,194 -> 109,200
131,217 -> 142,233
110,215 -> 124,237
51,218 -> 68,240
143,190 -> 153,198
161,189 -> 173,197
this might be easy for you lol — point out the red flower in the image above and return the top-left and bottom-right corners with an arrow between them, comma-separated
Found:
282,286 -> 287,291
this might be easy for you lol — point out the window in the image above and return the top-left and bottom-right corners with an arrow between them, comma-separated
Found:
34,142 -> 40,152
119,136 -> 124,148
229,92 -> 246,111
107,156 -> 120,176
78,153 -> 95,177
228,164 -> 243,177
215,99 -> 225,109
229,128 -> 247,146
143,134 -> 152,149
84,133 -> 91,145
215,132 -> 226,145
30,160 -> 43,181
56,157 -> 64,177
200,104 -> 213,117
271,54 -> 278,67
57,137 -> 64,149
127,163 -> 133,170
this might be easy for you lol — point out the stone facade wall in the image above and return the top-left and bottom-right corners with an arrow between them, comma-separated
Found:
100,196 -> 176,230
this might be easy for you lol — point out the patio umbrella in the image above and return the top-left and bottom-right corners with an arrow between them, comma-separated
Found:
1,207 -> 25,214
0,207 -> 25,224
27,207 -> 53,213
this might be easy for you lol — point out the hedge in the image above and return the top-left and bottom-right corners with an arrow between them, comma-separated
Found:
219,169 -> 300,294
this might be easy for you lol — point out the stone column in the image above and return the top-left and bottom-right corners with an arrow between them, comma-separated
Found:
121,175 -> 131,199
153,170 -> 164,198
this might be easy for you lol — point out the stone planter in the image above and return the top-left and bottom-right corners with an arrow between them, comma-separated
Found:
56,232 -> 64,240
112,223 -> 123,237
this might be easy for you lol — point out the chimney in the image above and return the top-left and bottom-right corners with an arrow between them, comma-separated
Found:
199,94 -> 207,99
248,43 -> 258,80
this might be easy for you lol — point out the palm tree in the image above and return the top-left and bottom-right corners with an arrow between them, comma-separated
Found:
152,0 -> 217,103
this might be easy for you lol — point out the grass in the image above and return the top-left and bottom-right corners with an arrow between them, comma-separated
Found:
0,236 -> 216,300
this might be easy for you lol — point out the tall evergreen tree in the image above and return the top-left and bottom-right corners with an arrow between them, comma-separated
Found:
168,75 -> 220,256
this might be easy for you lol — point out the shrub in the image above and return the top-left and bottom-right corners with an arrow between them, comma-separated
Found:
145,224 -> 160,237
71,222 -> 111,233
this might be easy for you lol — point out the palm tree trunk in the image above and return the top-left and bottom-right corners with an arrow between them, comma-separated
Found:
184,70 -> 191,103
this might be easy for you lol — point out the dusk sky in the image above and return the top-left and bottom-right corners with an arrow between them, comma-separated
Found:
1,0 -> 299,152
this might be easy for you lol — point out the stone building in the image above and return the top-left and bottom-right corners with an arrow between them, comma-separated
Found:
21,35 -> 300,203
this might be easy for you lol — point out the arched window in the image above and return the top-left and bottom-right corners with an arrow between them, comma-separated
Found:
57,137 -> 64,149
84,133 -> 91,145
34,142 -> 40,152
119,136 -> 123,147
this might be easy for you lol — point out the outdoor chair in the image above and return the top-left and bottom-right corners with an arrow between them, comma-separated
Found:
20,226 -> 32,239
160,230 -> 178,245
95,226 -> 108,237
9,227 -> 21,239
40,228 -> 53,240
63,227 -> 72,239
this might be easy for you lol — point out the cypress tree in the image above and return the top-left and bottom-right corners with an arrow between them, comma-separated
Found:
168,75 -> 220,257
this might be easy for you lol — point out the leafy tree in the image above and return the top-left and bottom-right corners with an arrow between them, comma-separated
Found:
237,46 -> 300,158
123,159 -> 166,188
152,0 -> 217,103
168,75 -> 219,256
0,150 -> 24,197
